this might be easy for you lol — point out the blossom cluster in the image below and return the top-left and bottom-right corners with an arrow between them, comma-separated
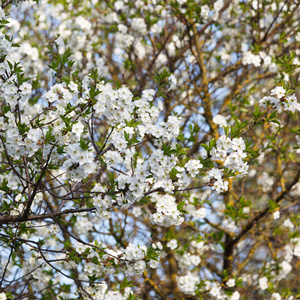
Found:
177,272 -> 200,296
123,243 -> 147,275
208,135 -> 248,192
0,0 -> 299,299
150,194 -> 184,227
259,86 -> 300,113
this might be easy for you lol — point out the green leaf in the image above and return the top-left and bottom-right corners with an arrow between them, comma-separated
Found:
177,201 -> 185,211
268,199 -> 278,211
45,128 -> 56,144
79,137 -> 89,151
270,119 -> 280,125
200,143 -> 209,151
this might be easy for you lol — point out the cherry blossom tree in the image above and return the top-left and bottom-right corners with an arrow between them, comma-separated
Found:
0,0 -> 300,299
